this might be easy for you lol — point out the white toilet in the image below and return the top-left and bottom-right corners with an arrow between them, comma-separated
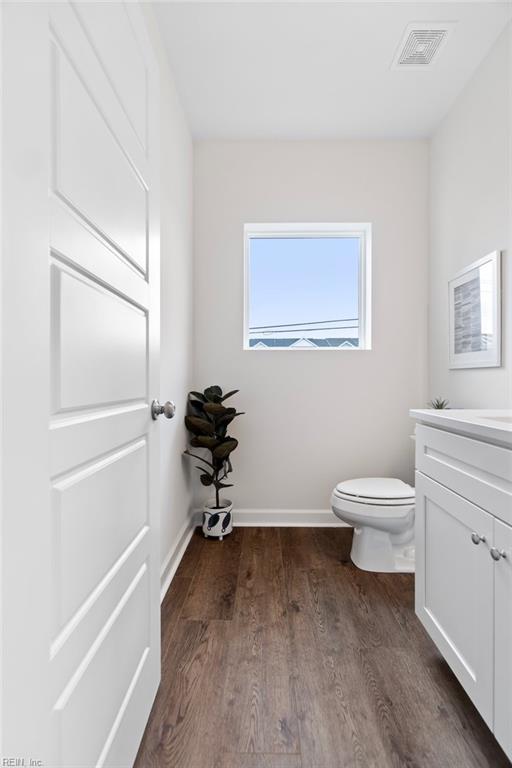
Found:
331,477 -> 415,573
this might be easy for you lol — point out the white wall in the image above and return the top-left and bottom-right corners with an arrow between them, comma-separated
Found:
430,25 -> 512,408
194,140 -> 429,511
143,8 -> 195,588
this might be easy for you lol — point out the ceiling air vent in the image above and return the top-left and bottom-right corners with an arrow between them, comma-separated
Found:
392,22 -> 455,69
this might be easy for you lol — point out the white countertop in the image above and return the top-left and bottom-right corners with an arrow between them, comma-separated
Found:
410,409 -> 512,448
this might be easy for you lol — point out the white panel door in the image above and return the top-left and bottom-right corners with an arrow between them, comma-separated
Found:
414,473 -> 494,727
1,3 -> 162,766
494,517 -> 512,759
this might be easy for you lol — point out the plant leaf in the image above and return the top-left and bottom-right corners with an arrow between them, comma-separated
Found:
203,402 -> 228,416
218,482 -> 233,489
189,391 -> 207,402
216,409 -> 244,429
428,397 -> 449,409
190,436 -> 219,450
220,389 -> 239,401
184,415 -> 214,436
188,400 -> 205,416
199,472 -> 213,486
204,385 -> 223,402
213,438 -> 238,460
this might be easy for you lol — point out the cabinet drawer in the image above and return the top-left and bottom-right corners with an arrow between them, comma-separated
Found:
415,424 -> 512,525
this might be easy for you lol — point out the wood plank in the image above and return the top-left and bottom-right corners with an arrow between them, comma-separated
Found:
215,755 -> 302,768
375,571 -> 441,654
281,527 -> 407,652
174,527 -> 206,579
134,619 -> 228,768
312,526 -> 353,565
220,528 -> 299,754
362,646 -> 510,768
160,575 -> 192,658
181,527 -> 243,620
282,562 -> 394,767
279,527 -> 330,571
425,654 -> 511,767
333,564 -> 417,651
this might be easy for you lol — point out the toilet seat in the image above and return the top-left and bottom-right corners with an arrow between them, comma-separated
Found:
334,477 -> 414,506
333,491 -> 415,507
332,493 -> 414,519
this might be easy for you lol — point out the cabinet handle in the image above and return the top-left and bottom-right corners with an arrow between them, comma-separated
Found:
490,547 -> 507,561
471,532 -> 486,545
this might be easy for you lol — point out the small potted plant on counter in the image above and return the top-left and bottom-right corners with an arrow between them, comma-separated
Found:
428,397 -> 450,409
184,385 -> 244,540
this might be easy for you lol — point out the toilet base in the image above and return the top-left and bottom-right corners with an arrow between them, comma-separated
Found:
350,525 -> 415,573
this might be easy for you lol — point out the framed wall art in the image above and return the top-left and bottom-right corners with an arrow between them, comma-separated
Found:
449,251 -> 501,369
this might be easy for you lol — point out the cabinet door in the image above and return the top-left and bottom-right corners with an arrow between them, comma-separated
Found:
494,517 -> 512,760
415,472 -> 494,727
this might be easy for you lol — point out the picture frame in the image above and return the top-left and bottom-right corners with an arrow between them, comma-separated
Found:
448,251 -> 501,369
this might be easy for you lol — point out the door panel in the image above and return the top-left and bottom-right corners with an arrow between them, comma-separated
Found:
53,264 -> 147,411
494,517 -> 512,758
415,472 -> 494,727
50,200 -> 149,308
49,531 -> 150,703
56,565 -> 150,768
1,2 -> 161,765
53,38 -> 148,271
50,404 -> 150,477
52,438 -> 148,627
72,3 -> 148,150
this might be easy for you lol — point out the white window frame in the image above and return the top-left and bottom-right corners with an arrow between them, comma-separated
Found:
243,222 -> 372,351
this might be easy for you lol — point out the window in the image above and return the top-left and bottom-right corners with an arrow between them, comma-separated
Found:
243,223 -> 372,350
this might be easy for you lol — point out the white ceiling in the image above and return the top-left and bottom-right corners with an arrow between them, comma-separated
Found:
154,2 -> 512,139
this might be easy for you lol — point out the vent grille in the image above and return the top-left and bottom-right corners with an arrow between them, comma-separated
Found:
392,23 -> 455,69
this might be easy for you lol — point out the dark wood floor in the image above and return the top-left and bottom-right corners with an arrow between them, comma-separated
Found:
135,527 -> 510,768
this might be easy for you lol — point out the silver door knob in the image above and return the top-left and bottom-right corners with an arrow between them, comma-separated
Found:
490,547 -> 507,561
151,399 -> 176,420
471,532 -> 486,545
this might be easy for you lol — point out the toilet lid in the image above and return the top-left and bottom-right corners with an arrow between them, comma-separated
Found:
334,477 -> 415,502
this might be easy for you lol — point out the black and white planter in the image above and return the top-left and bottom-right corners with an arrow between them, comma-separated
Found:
203,499 -> 233,540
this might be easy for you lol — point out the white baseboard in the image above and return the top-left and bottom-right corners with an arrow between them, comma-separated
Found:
192,507 -> 349,527
160,508 -> 349,603
160,515 -> 196,603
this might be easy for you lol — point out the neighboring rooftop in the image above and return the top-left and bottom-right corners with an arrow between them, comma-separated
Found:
249,337 -> 359,349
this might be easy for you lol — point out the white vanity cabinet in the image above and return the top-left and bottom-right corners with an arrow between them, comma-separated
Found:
411,412 -> 512,761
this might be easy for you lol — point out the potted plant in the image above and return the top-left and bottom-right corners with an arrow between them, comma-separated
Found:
184,385 -> 243,540
428,397 -> 450,409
